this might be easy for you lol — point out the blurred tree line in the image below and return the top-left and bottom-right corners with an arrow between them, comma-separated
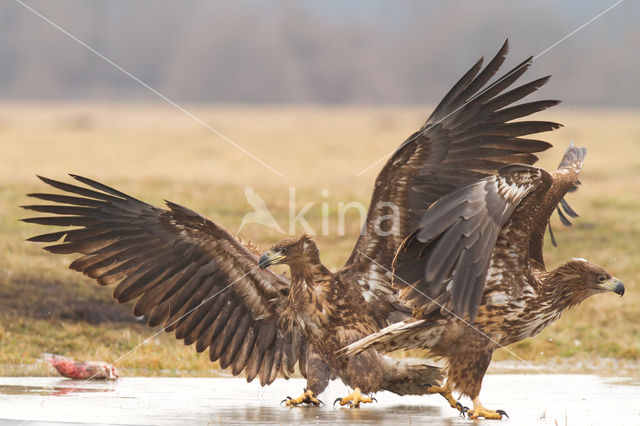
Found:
0,0 -> 637,106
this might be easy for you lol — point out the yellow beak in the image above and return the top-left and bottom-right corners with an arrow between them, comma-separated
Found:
598,277 -> 625,296
259,250 -> 286,269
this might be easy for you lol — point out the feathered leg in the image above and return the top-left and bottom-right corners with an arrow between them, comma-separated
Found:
447,331 -> 506,419
282,349 -> 328,407
334,350 -> 381,408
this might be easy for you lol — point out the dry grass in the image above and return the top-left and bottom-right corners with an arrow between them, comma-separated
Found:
0,103 -> 638,376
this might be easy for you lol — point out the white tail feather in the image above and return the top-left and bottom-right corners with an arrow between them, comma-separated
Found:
339,319 -> 443,358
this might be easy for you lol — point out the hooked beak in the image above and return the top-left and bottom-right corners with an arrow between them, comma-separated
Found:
598,277 -> 625,296
259,250 -> 285,269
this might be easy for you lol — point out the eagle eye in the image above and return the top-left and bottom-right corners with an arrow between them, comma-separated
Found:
597,274 -> 607,283
280,248 -> 287,254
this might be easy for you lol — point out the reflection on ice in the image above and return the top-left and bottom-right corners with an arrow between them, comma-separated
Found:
0,375 -> 638,425
0,381 -> 114,396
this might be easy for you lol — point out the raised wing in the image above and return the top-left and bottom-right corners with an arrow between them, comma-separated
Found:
529,144 -> 586,265
22,175 -> 305,385
392,164 -> 552,321
345,40 -> 560,314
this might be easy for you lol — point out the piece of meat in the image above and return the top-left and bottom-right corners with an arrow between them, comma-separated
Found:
45,354 -> 119,380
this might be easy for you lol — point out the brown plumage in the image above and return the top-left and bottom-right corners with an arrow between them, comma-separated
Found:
341,145 -> 624,419
258,234 -> 442,404
346,40 -> 565,317
23,40 -> 571,405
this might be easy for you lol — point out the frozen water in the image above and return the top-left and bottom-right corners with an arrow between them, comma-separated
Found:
0,374 -> 638,425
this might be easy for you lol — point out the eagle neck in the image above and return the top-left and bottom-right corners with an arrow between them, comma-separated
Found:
537,267 -> 593,314
283,241 -> 333,330
288,257 -> 331,288
287,238 -> 331,285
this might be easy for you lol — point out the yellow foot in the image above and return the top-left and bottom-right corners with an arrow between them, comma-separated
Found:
281,389 -> 322,407
333,387 -> 377,409
468,397 -> 508,420
425,384 -> 468,415
468,408 -> 508,420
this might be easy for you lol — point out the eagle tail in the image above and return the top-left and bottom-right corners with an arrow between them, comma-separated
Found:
339,319 -> 442,358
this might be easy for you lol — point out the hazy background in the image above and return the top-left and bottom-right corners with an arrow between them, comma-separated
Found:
1,0 -> 637,106
1,0 -> 639,377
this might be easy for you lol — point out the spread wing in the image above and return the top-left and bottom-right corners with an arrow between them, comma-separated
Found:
345,40 -> 560,314
22,175 -> 306,385
529,144 -> 586,265
392,164 -> 552,321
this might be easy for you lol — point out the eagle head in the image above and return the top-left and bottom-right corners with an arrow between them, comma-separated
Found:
552,258 -> 624,307
259,233 -> 315,269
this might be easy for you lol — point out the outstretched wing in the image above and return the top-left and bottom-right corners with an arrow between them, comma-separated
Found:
22,175 -> 306,385
345,40 -> 560,314
392,164 -> 552,321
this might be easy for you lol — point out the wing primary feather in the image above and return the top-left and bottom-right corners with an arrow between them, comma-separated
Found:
428,58 -> 484,123
232,327 -> 256,377
184,289 -> 228,347
25,193 -> 108,207
164,269 -> 218,332
245,336 -> 266,383
114,262 -> 177,302
268,336 -> 284,384
209,306 -> 244,362
471,57 -> 534,106
36,175 -> 126,202
21,216 -> 97,227
20,205 -> 99,216
69,174 -> 141,200
259,346 -> 276,386
133,262 -> 200,317
488,100 -> 560,123
556,206 -> 572,227
560,198 -> 579,218
195,299 -> 234,352
448,39 -> 509,108
173,275 -> 217,338
219,313 -> 251,369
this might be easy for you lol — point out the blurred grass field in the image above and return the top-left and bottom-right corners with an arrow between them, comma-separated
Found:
0,103 -> 638,376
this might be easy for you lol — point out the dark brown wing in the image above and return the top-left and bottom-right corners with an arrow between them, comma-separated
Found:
22,175 -> 306,385
392,164 -> 552,321
529,145 -> 586,265
345,40 -> 560,315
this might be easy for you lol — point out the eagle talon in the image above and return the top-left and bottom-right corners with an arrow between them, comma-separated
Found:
280,396 -> 292,406
496,409 -> 509,418
424,382 -> 467,416
282,390 -> 321,407
456,401 -> 469,417
334,387 -> 375,409
467,399 -> 507,420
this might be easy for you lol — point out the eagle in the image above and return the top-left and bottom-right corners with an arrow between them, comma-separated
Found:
23,40 -> 570,408
341,144 -> 624,418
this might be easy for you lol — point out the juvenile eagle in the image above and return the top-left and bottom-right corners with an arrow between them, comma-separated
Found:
341,145 -> 624,418
23,41 -> 567,407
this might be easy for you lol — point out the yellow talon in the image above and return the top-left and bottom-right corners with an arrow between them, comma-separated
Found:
467,397 -> 508,420
333,387 -> 376,408
425,383 -> 467,414
281,389 -> 322,407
